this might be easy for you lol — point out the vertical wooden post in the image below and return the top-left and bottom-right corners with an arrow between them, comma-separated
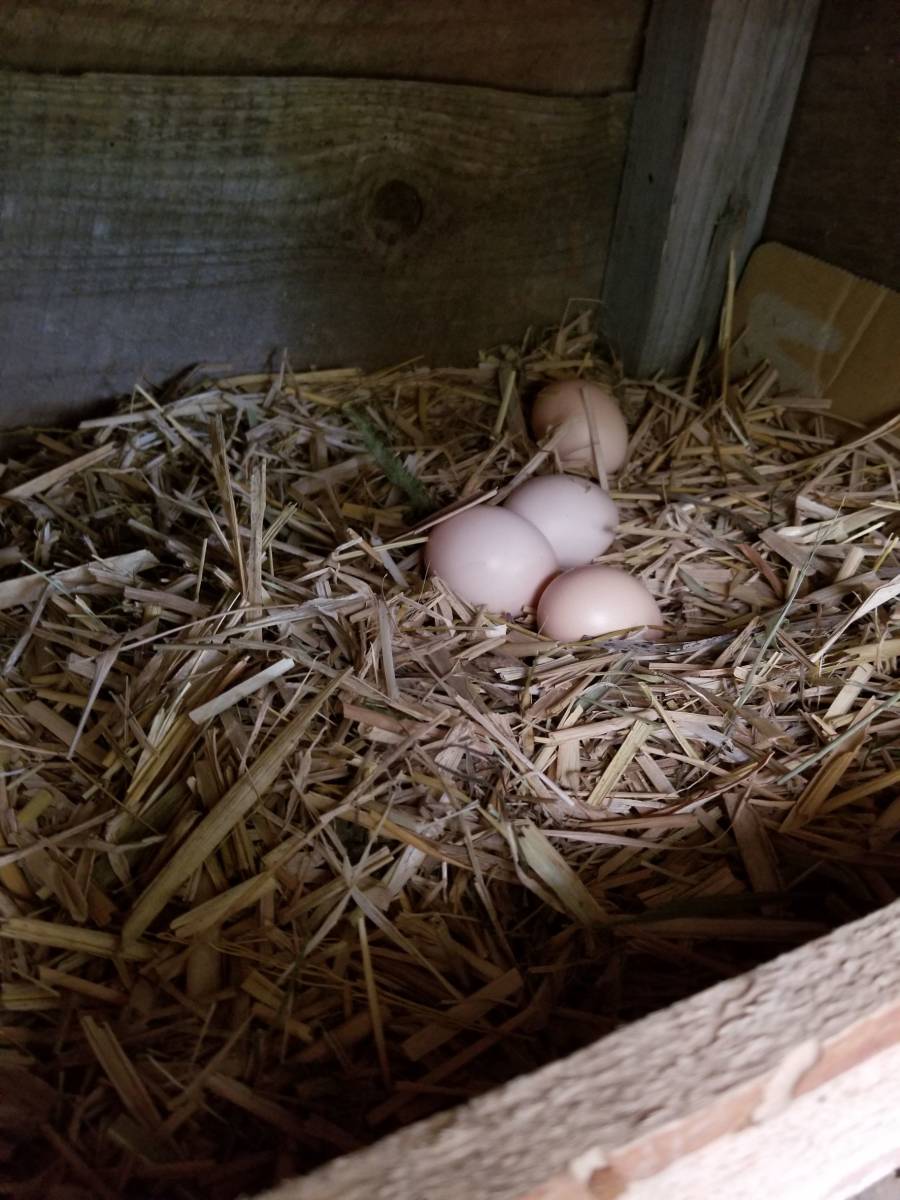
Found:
601,0 -> 821,376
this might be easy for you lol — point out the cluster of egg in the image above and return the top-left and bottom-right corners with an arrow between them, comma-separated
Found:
426,380 -> 662,642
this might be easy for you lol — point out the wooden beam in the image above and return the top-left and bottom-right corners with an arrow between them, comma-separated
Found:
601,0 -> 821,376
0,72 -> 630,424
257,899 -> 900,1200
0,0 -> 649,96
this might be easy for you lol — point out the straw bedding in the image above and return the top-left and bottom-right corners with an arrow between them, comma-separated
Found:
0,317 -> 898,1198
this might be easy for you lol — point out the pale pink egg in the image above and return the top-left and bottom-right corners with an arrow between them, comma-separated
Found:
537,565 -> 663,642
503,475 -> 618,569
531,380 -> 628,472
425,507 -> 558,615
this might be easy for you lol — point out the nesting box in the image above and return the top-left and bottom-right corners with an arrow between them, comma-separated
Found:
1,4 -> 899,1200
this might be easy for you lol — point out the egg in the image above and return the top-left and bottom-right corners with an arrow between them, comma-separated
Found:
503,475 -> 618,569
531,380 -> 628,472
537,565 -> 663,642
425,506 -> 558,615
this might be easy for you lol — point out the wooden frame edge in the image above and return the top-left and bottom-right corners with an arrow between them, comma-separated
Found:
255,899 -> 900,1200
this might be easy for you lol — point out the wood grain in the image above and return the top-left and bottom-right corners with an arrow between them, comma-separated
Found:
0,72 -> 631,424
255,899 -> 900,1200
601,0 -> 820,376
0,0 -> 649,96
765,0 -> 900,291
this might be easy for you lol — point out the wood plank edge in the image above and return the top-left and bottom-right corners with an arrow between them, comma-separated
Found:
255,899 -> 900,1200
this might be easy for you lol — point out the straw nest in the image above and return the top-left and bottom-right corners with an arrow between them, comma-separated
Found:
1,315 -> 899,1199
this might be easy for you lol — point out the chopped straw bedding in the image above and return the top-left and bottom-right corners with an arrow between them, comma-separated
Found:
0,317 -> 899,1198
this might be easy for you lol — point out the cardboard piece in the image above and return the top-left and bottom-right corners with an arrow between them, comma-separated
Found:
732,242 -> 900,422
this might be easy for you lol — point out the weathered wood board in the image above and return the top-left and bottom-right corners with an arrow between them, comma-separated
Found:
0,73 -> 631,424
601,0 -> 820,376
0,0 -> 649,95
256,899 -> 900,1200
765,0 -> 900,292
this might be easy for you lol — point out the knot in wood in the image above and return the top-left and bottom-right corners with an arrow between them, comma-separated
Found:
367,179 -> 424,246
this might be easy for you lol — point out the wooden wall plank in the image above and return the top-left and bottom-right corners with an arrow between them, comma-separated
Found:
600,0 -> 820,376
764,0 -> 900,291
0,0 -> 649,96
254,899 -> 900,1200
0,73 -> 631,424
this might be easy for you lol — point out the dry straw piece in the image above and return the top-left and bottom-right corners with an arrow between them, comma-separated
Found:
0,316 -> 899,1197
